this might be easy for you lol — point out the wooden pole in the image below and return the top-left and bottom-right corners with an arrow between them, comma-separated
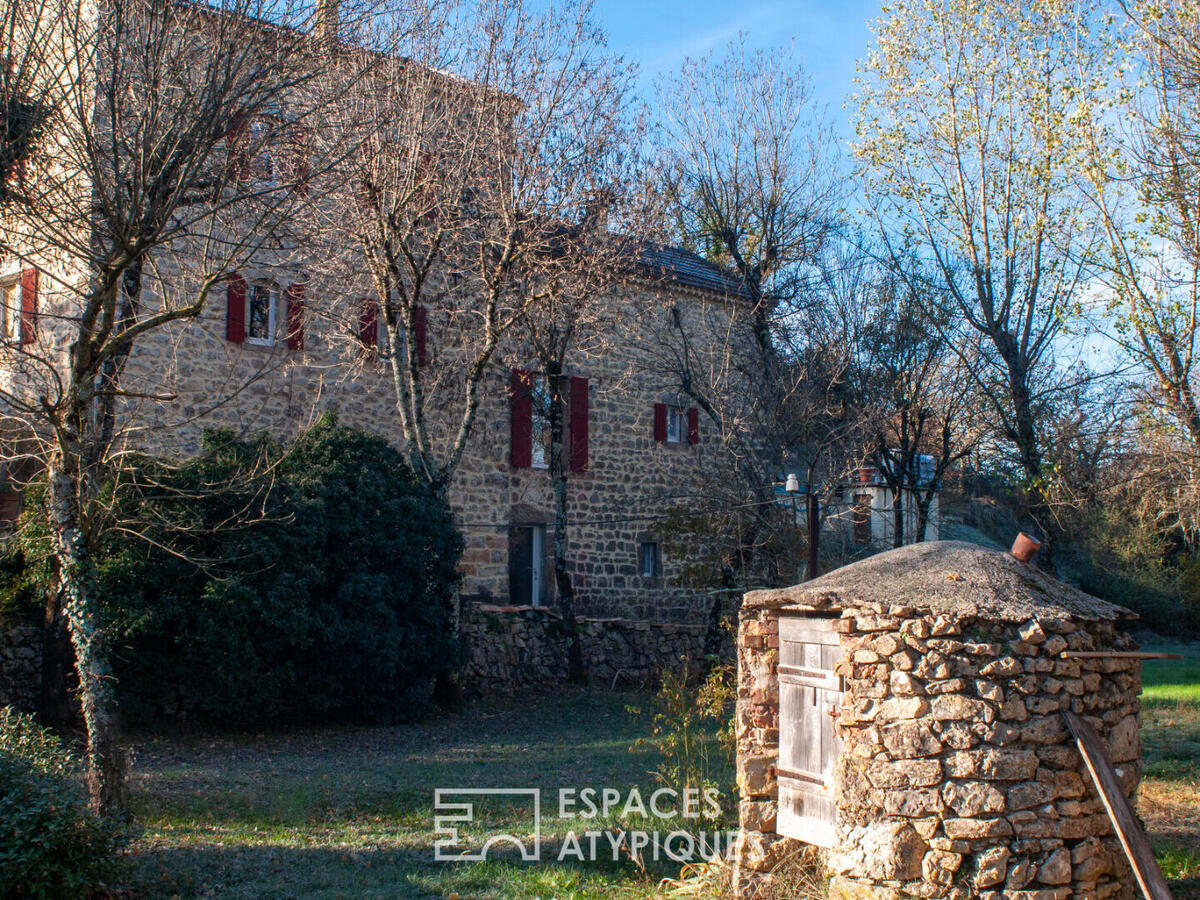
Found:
1062,711 -> 1174,900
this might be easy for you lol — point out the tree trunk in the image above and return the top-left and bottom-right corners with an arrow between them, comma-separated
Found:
548,369 -> 586,685
805,489 -> 820,581
915,493 -> 931,543
47,466 -> 125,817
40,590 -> 78,728
428,478 -> 465,707
996,336 -> 1056,572
891,486 -> 905,549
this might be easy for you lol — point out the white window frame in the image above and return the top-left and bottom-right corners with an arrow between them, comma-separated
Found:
666,406 -> 684,443
530,525 -> 545,605
0,276 -> 20,343
246,281 -> 277,346
640,541 -> 660,579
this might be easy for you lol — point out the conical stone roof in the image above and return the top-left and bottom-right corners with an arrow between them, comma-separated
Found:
743,540 -> 1133,623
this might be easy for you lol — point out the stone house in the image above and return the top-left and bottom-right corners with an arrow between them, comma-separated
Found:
0,2 -> 757,632
830,458 -> 941,550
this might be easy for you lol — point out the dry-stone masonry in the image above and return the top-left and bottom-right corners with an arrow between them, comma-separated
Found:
460,602 -> 724,693
733,540 -> 1142,900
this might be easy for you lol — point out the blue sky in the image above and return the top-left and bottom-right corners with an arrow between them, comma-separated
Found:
590,0 -> 884,144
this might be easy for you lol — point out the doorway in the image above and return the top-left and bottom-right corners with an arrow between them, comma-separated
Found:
508,524 -> 546,606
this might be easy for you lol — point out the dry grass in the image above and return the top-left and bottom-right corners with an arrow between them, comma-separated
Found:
115,639 -> 1200,899
1139,637 -> 1200,899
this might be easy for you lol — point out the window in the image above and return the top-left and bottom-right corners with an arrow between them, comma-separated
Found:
639,541 -> 660,579
654,403 -> 700,445
530,376 -> 551,469
359,299 -> 379,348
509,524 -> 546,606
665,406 -> 684,443
512,371 -> 589,470
248,118 -> 274,182
0,278 -> 19,341
247,282 -> 276,345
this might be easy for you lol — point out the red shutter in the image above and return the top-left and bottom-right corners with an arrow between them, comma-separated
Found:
19,267 -> 37,345
569,376 -> 589,472
359,299 -> 378,348
288,129 -> 309,193
227,115 -> 251,182
226,273 -> 246,343
286,282 -> 305,350
653,403 -> 667,442
415,304 -> 427,366
688,406 -> 700,445
510,369 -> 532,469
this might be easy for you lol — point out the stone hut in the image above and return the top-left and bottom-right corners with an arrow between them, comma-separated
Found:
732,540 -> 1143,900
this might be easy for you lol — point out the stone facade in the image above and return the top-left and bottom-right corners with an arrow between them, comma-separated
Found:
460,602 -> 722,693
99,273 -> 747,625
0,622 -> 41,712
4,208 -> 750,628
732,541 -> 1143,900
1,3 -> 757,631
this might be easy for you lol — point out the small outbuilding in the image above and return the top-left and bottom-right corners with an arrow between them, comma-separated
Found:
732,540 -> 1144,900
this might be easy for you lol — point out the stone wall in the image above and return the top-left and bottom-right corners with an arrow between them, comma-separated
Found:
733,542 -> 1143,900
460,602 -> 725,693
0,622 -> 41,711
91,272 -> 750,625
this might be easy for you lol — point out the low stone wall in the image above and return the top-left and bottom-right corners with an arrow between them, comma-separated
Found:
0,622 -> 41,711
461,602 -> 723,693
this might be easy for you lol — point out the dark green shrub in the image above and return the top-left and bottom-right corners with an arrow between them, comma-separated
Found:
0,487 -> 55,629
98,414 -> 463,725
0,708 -> 125,898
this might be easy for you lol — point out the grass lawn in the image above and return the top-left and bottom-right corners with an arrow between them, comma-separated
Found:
126,689 -> 731,899
122,639 -> 1200,899
1138,636 -> 1200,899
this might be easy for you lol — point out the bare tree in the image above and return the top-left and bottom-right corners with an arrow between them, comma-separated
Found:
1080,1 -> 1200,539
859,259 -> 981,545
316,0 -> 636,504
854,0 -> 1112,566
650,37 -> 844,601
0,0 -> 372,814
517,226 -> 630,685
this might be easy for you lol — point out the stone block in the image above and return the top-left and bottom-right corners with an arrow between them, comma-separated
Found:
828,821 -> 927,881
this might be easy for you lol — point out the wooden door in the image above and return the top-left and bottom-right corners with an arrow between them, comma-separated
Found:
777,614 -> 843,848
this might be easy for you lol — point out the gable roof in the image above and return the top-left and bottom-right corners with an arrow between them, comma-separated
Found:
631,242 -> 752,301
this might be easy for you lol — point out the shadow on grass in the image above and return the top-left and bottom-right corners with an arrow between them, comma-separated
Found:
129,841 -> 662,900
123,690 -> 734,899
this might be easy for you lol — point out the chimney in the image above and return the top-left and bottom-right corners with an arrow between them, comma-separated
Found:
582,190 -> 613,232
314,0 -> 340,44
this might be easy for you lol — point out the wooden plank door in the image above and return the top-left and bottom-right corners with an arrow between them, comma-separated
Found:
777,615 -> 843,848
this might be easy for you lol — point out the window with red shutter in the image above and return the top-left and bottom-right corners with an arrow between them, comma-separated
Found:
19,267 -> 37,345
510,369 -> 533,468
359,299 -> 378,348
286,282 -> 305,350
569,376 -> 589,471
688,406 -> 700,445
287,128 -> 309,193
226,115 -> 251,182
226,273 -> 246,343
653,403 -> 668,442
